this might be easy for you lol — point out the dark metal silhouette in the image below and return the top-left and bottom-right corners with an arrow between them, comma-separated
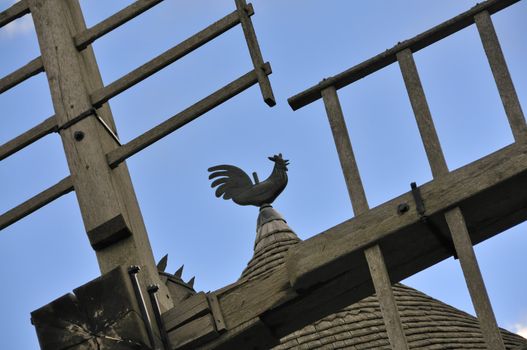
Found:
208,153 -> 289,207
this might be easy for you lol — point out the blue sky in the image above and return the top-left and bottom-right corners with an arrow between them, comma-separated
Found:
1,0 -> 526,348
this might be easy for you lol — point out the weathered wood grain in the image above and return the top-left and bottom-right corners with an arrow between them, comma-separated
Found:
168,314 -> 218,350
106,63 -> 270,168
0,115 -> 56,161
321,86 -> 409,349
0,0 -> 29,28
235,0 -> 275,106
163,292 -> 210,332
31,266 -> 152,350
191,141 -> 527,349
74,0 -> 163,50
475,10 -> 527,142
445,207 -> 506,350
398,47 -> 505,349
321,86 -> 368,214
286,140 -> 527,291
397,49 -> 448,177
0,57 -> 44,94
288,0 -> 521,110
90,4 -> 254,107
0,177 -> 73,231
29,0 -> 173,312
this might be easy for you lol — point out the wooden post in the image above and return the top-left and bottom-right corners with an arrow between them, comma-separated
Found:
397,48 -> 505,350
234,0 -> 275,106
475,10 -> 527,143
321,86 -> 409,350
27,0 -> 173,312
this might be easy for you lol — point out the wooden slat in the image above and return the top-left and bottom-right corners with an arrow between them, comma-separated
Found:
321,86 -> 409,349
0,115 -> 56,161
74,0 -> 164,50
168,314 -> 218,350
397,47 -> 505,349
397,49 -> 448,177
321,86 -> 367,215
29,0 -> 174,312
107,63 -> 270,168
475,10 -> 527,142
0,0 -> 29,28
0,177 -> 73,230
163,292 -> 210,332
0,57 -> 44,94
287,0 -> 521,110
445,207 -> 506,350
166,140 -> 527,349
90,4 -> 254,107
234,0 -> 275,107
204,141 -> 527,348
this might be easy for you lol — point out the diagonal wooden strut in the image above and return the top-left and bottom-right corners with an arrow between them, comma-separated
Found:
321,86 -> 409,350
287,0 -> 521,111
0,0 -> 29,28
475,10 -> 527,142
397,48 -> 506,350
107,63 -> 271,168
90,4 -> 255,108
73,0 -> 164,50
235,0 -> 275,106
169,139 -> 527,349
0,177 -> 73,231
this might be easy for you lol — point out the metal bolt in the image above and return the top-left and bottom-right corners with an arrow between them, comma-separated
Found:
73,131 -> 84,141
128,265 -> 140,274
397,203 -> 410,215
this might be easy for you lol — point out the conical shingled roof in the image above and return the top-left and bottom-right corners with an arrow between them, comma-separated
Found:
240,205 -> 527,349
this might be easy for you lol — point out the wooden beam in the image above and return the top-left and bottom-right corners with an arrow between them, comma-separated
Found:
29,0 -> 173,312
445,208 -> 506,349
0,177 -> 73,231
74,0 -> 164,50
31,266 -> 153,350
0,0 -> 29,28
287,0 -> 521,110
195,141 -> 527,349
106,63 -> 270,168
90,4 -> 254,107
286,141 -> 527,292
397,49 -> 448,177
0,115 -> 56,161
235,0 -> 275,106
321,86 -> 367,215
475,10 -> 527,142
321,86 -> 409,349
398,48 -> 505,349
0,57 -> 44,94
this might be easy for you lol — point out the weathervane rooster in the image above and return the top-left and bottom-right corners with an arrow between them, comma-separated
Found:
208,153 -> 289,207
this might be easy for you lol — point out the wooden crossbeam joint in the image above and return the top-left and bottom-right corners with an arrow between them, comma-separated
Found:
287,0 -> 522,110
74,0 -> 164,51
162,292 -> 227,349
235,0 -> 276,106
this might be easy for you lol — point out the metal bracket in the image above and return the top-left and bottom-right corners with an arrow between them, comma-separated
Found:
56,107 -> 121,145
410,182 -> 458,259
148,285 -> 171,350
128,266 -> 156,348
